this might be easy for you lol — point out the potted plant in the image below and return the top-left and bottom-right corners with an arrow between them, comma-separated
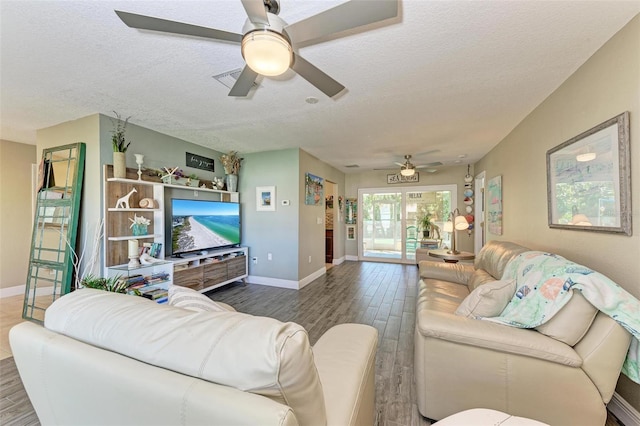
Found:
419,213 -> 432,238
111,111 -> 132,179
81,274 -> 128,293
220,151 -> 243,192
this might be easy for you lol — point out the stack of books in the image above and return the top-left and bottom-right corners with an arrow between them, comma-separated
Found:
138,287 -> 168,303
420,239 -> 440,249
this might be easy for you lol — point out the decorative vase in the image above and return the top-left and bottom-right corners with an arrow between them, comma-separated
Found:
132,224 -> 148,236
113,152 -> 126,179
225,174 -> 238,192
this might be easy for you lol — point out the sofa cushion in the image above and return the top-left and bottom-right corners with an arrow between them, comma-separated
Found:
467,269 -> 497,291
45,289 -> 327,426
535,291 -> 598,346
168,285 -> 235,312
455,279 -> 516,318
474,240 -> 529,280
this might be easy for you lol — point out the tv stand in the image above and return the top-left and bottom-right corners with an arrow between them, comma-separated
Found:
168,246 -> 248,293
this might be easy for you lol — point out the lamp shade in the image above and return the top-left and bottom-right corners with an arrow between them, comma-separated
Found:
454,215 -> 469,230
443,221 -> 453,233
242,30 -> 292,76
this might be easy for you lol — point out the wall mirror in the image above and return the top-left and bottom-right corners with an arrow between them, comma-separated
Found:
23,143 -> 85,323
546,112 -> 631,235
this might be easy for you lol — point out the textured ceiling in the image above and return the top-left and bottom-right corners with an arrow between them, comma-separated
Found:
1,1 -> 638,173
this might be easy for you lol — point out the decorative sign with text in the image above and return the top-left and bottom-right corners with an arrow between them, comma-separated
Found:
186,152 -> 215,172
387,172 -> 419,184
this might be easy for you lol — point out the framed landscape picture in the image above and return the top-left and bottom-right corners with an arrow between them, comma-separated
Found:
256,186 -> 276,211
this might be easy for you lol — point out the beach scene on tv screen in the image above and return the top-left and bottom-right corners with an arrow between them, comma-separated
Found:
172,199 -> 240,254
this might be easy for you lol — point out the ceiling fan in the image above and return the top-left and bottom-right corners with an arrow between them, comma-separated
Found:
396,155 -> 442,176
375,153 -> 443,176
114,0 -> 398,98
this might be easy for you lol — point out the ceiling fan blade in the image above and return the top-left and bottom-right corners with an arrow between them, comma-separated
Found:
228,65 -> 259,97
241,0 -> 269,26
115,10 -> 242,43
291,53 -> 345,98
393,162 -> 404,167
284,0 -> 398,45
416,162 -> 443,168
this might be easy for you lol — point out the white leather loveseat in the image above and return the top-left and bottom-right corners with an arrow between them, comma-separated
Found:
415,241 -> 632,426
10,289 -> 378,426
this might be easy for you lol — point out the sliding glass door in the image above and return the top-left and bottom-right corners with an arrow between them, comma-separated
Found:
359,185 -> 456,263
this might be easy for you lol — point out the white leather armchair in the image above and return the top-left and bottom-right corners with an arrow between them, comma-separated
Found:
11,289 -> 378,426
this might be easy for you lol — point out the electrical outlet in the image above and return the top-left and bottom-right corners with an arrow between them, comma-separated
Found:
252,257 -> 258,264
268,253 -> 272,261
308,255 -> 312,263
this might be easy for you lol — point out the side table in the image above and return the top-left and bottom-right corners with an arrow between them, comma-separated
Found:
428,249 -> 475,263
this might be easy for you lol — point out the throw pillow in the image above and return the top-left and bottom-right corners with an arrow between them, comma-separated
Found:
455,279 -> 516,318
168,285 -> 231,312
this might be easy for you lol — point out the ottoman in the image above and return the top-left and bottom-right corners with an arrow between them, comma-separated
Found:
433,409 -> 549,425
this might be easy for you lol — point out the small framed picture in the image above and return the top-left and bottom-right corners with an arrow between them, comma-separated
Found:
256,186 -> 276,211
346,225 -> 356,240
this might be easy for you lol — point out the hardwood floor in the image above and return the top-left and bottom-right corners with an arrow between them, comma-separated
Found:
0,261 -> 624,425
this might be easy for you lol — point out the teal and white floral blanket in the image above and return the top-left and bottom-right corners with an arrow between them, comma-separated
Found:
485,251 -> 640,384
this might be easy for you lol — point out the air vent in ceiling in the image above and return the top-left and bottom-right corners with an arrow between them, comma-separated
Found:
345,164 -> 359,168
213,68 -> 259,90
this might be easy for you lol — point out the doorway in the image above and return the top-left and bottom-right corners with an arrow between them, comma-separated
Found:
474,171 -> 486,254
325,181 -> 337,267
358,185 -> 457,264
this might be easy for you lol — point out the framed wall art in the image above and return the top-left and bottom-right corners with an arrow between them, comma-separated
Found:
256,186 -> 276,211
346,225 -> 356,240
305,173 -> 324,206
546,112 -> 631,235
487,175 -> 502,235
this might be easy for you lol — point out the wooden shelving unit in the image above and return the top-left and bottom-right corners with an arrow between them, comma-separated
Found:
103,165 -> 243,294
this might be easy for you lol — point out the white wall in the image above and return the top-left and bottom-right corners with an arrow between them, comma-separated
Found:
0,140 -> 36,294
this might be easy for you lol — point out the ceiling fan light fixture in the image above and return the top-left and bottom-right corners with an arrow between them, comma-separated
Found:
400,167 -> 415,177
241,30 -> 292,76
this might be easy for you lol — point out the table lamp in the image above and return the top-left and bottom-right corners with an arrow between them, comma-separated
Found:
446,209 -> 469,254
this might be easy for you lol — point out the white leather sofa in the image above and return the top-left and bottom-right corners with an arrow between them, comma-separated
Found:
10,289 -> 378,426
415,240 -> 632,426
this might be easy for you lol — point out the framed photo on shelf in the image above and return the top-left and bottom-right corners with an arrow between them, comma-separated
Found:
256,186 -> 276,211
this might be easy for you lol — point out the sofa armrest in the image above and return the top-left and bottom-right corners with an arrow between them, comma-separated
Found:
312,324 -> 377,426
419,260 -> 475,285
416,310 -> 582,367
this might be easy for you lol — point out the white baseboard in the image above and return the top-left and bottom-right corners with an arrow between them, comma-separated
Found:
332,256 -> 345,265
248,267 -> 326,290
345,255 -> 359,261
0,285 -> 26,298
609,392 -> 640,426
0,285 -> 54,299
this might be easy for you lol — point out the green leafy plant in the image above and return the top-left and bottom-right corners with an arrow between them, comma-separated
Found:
419,213 -> 432,232
81,274 -> 128,293
110,111 -> 132,153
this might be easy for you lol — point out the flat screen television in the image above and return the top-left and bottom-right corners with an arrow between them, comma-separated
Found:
171,199 -> 241,256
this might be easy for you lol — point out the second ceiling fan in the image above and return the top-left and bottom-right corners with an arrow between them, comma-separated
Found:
115,0 -> 398,98
396,155 -> 442,176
